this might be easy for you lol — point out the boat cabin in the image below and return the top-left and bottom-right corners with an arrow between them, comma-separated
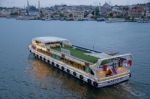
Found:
93,54 -> 132,79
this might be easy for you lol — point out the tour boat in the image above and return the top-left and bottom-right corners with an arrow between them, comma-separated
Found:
29,36 -> 132,88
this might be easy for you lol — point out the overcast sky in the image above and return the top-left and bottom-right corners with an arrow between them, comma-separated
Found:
0,0 -> 150,7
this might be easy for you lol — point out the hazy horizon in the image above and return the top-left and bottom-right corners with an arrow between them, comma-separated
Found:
0,0 -> 150,8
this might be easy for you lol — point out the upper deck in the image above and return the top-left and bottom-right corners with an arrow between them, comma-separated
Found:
31,36 -> 132,81
32,36 -> 132,66
51,45 -> 99,63
32,36 -> 69,44
32,36 -> 108,64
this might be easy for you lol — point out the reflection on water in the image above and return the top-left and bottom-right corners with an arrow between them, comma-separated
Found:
31,60 -> 51,80
28,55 -> 89,98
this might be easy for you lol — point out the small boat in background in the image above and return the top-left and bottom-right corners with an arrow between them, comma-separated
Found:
105,18 -> 126,23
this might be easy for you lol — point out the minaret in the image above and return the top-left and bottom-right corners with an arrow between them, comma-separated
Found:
26,0 -> 30,15
99,2 -> 101,16
38,0 -> 40,11
38,0 -> 41,18
27,0 -> 29,8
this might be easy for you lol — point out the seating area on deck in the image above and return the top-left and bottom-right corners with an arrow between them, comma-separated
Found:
96,66 -> 128,80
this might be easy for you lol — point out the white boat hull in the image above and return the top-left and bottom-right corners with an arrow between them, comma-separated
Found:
29,45 -> 130,88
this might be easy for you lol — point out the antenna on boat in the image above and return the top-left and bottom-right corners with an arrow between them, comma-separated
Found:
92,40 -> 95,51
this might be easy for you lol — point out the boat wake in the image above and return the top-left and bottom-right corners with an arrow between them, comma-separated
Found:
119,83 -> 146,97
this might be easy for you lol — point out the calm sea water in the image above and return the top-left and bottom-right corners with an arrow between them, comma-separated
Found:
0,18 -> 150,99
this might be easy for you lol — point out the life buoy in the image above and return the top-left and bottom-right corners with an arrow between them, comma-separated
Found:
127,59 -> 132,66
32,45 -> 36,49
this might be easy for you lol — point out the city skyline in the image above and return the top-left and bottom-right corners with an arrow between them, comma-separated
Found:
0,0 -> 150,8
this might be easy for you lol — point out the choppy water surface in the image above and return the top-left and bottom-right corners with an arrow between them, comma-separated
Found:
0,18 -> 150,99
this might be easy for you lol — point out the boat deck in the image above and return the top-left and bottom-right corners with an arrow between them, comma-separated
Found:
96,67 -> 129,81
51,45 -> 99,63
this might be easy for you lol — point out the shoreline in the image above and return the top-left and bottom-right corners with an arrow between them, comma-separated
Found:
1,17 -> 150,23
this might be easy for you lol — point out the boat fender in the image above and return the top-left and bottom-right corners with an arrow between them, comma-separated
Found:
35,54 -> 37,58
40,56 -> 42,59
73,72 -> 76,76
34,54 -> 36,58
61,66 -> 64,70
43,58 -> 46,61
67,69 -> 70,73
80,75 -> 83,80
93,82 -> 98,87
129,73 -> 131,77
87,79 -> 92,84
56,64 -> 59,68
52,62 -> 54,66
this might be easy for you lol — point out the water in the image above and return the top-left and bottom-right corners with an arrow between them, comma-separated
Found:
0,18 -> 150,99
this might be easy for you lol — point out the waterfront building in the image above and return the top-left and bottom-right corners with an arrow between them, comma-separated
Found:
128,6 -> 145,18
101,2 -> 112,17
0,9 -> 11,17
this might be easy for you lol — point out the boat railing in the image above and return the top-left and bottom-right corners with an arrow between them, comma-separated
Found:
72,45 -> 101,53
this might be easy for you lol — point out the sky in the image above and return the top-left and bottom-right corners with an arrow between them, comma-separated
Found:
0,0 -> 150,7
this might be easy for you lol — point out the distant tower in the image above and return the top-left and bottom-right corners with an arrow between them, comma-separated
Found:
26,0 -> 30,15
38,0 -> 40,10
99,3 -> 101,16
27,0 -> 29,8
24,5 -> 26,9
108,0 -> 112,6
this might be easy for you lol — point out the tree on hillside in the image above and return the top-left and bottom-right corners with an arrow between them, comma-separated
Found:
108,13 -> 113,18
